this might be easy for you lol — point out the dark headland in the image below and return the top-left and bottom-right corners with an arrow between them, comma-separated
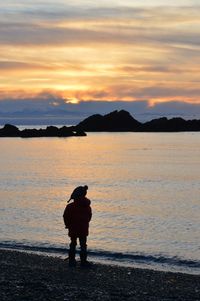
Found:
76,110 -> 200,132
0,110 -> 200,137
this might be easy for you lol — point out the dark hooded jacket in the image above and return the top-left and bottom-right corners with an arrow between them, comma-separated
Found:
63,197 -> 92,237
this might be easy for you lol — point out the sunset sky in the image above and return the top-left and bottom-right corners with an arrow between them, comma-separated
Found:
0,0 -> 200,122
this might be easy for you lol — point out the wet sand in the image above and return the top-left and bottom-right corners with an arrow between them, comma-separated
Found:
0,249 -> 199,301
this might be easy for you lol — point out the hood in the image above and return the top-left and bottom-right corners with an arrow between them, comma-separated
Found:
74,197 -> 91,207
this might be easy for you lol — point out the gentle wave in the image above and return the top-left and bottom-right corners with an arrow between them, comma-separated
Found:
1,241 -> 199,274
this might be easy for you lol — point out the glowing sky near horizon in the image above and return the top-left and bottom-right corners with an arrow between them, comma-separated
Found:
0,0 -> 200,106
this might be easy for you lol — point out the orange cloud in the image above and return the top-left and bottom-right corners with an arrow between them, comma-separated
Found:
0,4 -> 200,109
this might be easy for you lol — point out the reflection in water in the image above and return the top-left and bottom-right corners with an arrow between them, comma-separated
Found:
0,133 -> 200,271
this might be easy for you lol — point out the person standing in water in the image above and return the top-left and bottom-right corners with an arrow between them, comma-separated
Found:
63,185 -> 92,267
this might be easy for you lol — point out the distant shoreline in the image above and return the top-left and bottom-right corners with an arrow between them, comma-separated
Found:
1,249 -> 200,301
0,110 -> 200,137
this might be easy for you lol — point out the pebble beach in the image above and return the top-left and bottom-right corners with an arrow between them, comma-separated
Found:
0,250 -> 199,301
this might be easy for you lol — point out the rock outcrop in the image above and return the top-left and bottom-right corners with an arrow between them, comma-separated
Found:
76,110 -> 200,132
76,110 -> 141,131
0,125 -> 86,138
142,117 -> 200,132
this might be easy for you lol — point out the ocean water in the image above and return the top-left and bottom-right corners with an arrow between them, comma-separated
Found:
0,132 -> 200,274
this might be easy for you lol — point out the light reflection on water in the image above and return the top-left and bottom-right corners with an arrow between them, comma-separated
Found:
0,132 -> 200,270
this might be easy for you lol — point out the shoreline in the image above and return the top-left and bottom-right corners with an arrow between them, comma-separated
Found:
1,245 -> 199,276
1,250 -> 200,301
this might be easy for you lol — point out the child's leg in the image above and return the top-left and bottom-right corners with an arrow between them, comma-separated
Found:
79,236 -> 87,264
69,236 -> 77,266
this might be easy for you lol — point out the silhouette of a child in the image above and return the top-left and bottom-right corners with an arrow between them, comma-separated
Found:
63,185 -> 92,267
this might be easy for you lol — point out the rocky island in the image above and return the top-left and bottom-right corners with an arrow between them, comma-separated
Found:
0,124 -> 86,138
76,110 -> 200,132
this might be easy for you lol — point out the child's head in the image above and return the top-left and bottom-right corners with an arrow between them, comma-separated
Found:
69,185 -> 88,202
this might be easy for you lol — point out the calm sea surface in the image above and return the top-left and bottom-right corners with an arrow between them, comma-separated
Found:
0,132 -> 200,274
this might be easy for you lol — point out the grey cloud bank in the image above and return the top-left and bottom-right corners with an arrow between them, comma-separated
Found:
0,98 -> 199,125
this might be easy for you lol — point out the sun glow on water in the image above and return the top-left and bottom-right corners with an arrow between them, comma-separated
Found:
0,132 -> 200,274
